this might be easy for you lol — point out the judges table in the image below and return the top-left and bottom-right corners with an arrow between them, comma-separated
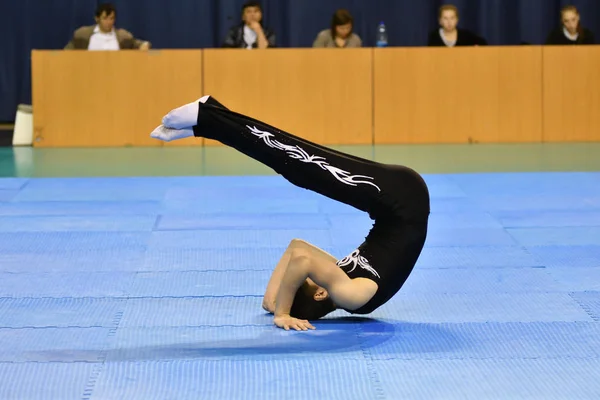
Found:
31,47 -> 600,147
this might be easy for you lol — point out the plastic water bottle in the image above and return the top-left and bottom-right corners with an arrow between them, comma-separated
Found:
376,22 -> 388,47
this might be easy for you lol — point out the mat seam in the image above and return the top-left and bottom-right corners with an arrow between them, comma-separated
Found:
569,292 -> 599,322
4,320 -> 599,330
0,295 -> 264,300
0,266 -> 563,273
3,354 -> 600,365
16,179 -> 32,191
80,305 -> 125,400
152,215 -> 162,231
356,323 -> 386,400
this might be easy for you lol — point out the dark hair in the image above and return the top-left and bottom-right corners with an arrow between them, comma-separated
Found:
95,3 -> 116,18
438,4 -> 459,19
242,1 -> 262,12
289,283 -> 337,320
561,5 -> 584,42
330,9 -> 354,39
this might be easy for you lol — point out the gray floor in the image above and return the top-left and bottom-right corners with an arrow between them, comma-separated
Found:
1,142 -> 600,177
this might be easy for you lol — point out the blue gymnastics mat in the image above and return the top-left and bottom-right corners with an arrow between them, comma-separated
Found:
0,172 -> 599,399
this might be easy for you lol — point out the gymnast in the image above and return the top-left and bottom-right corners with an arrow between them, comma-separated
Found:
151,96 -> 430,331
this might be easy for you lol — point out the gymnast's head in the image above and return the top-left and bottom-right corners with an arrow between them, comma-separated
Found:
290,278 -> 337,320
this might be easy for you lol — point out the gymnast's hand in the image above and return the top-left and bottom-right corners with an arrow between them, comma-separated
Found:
274,315 -> 315,331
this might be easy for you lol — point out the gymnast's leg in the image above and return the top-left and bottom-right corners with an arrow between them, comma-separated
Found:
155,96 -> 380,166
151,95 -> 389,216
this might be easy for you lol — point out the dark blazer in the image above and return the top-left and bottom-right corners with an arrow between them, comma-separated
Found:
428,28 -> 487,47
545,27 -> 595,45
222,23 -> 276,48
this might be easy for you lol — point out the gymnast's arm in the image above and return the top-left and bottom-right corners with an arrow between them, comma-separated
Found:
273,248 -> 376,330
263,239 -> 339,314
262,247 -> 293,313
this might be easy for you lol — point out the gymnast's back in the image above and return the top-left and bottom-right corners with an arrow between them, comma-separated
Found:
337,164 -> 430,314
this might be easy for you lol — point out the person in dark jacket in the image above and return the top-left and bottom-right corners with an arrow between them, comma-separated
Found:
427,4 -> 487,47
222,1 -> 276,49
545,5 -> 595,45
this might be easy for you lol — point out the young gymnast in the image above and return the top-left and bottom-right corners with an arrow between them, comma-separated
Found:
151,96 -> 430,331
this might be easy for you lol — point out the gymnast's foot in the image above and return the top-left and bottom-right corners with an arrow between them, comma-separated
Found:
150,125 -> 194,142
162,95 -> 210,129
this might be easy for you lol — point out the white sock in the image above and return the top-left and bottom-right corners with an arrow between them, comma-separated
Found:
162,95 -> 210,129
150,125 -> 194,142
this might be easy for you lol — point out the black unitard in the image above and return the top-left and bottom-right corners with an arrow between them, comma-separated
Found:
193,97 -> 430,314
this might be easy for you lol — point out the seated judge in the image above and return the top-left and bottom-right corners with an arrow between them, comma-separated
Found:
313,9 -> 362,48
222,1 -> 276,49
64,3 -> 150,50
428,4 -> 487,47
546,5 -> 595,45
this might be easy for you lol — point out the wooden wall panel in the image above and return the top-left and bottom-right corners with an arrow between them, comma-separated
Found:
31,50 -> 203,147
31,46 -> 600,148
373,47 -> 543,144
542,46 -> 600,142
202,48 -> 373,146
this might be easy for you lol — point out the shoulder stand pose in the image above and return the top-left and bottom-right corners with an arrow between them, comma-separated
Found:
151,95 -> 430,331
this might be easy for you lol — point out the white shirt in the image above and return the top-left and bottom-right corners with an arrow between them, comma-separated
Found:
243,25 -> 257,49
88,25 -> 120,51
563,27 -> 579,41
439,28 -> 456,47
